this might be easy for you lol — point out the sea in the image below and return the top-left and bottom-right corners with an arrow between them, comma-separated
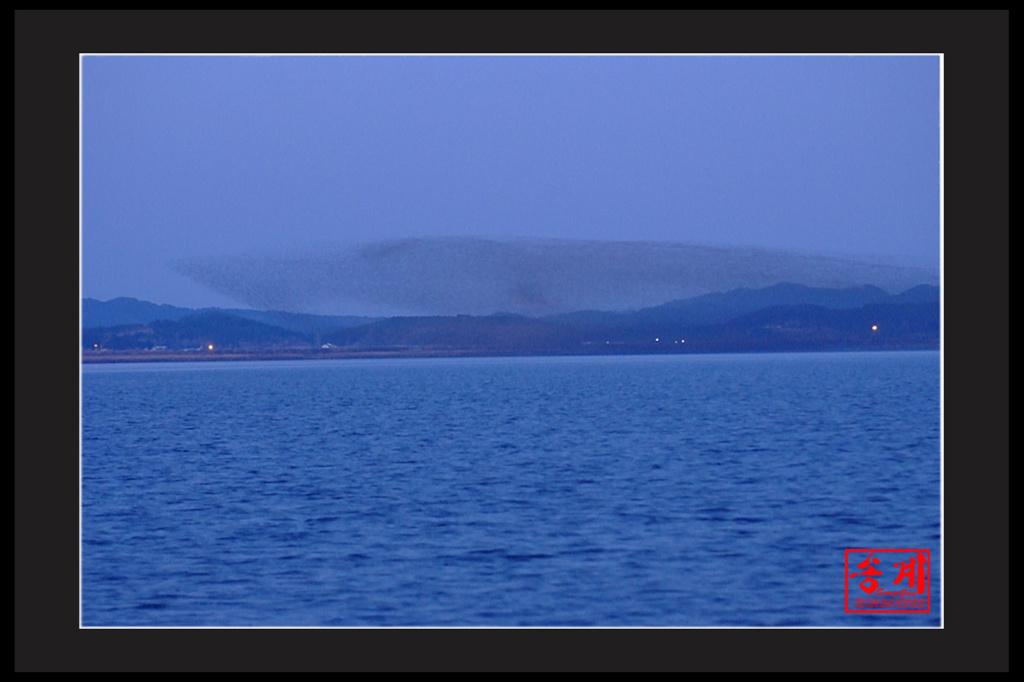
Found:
81,351 -> 941,627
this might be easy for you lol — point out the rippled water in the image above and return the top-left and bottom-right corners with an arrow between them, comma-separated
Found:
81,352 -> 941,626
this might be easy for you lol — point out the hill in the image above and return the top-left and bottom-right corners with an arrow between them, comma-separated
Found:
82,284 -> 939,357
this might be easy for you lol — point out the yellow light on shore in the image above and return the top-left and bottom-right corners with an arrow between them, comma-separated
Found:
871,325 -> 878,332
207,344 -> 215,350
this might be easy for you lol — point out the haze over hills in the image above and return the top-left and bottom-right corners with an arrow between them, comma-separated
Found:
171,238 -> 940,317
83,283 -> 939,357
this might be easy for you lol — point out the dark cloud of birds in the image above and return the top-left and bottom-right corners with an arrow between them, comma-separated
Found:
173,238 -> 939,317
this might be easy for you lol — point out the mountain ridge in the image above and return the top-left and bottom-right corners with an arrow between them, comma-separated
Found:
82,283 -> 939,357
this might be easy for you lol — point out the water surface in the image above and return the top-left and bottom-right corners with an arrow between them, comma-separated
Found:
82,352 -> 941,626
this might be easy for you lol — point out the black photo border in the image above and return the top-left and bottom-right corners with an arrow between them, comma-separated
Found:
16,10 -> 1008,672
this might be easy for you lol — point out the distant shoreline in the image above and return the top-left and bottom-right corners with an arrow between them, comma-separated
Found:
80,344 -> 938,364
81,347 -> 686,364
82,348 -> 494,363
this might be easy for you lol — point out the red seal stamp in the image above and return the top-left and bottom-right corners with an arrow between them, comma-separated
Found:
845,549 -> 931,614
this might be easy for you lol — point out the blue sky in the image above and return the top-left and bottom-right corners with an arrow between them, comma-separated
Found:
81,55 -> 940,314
